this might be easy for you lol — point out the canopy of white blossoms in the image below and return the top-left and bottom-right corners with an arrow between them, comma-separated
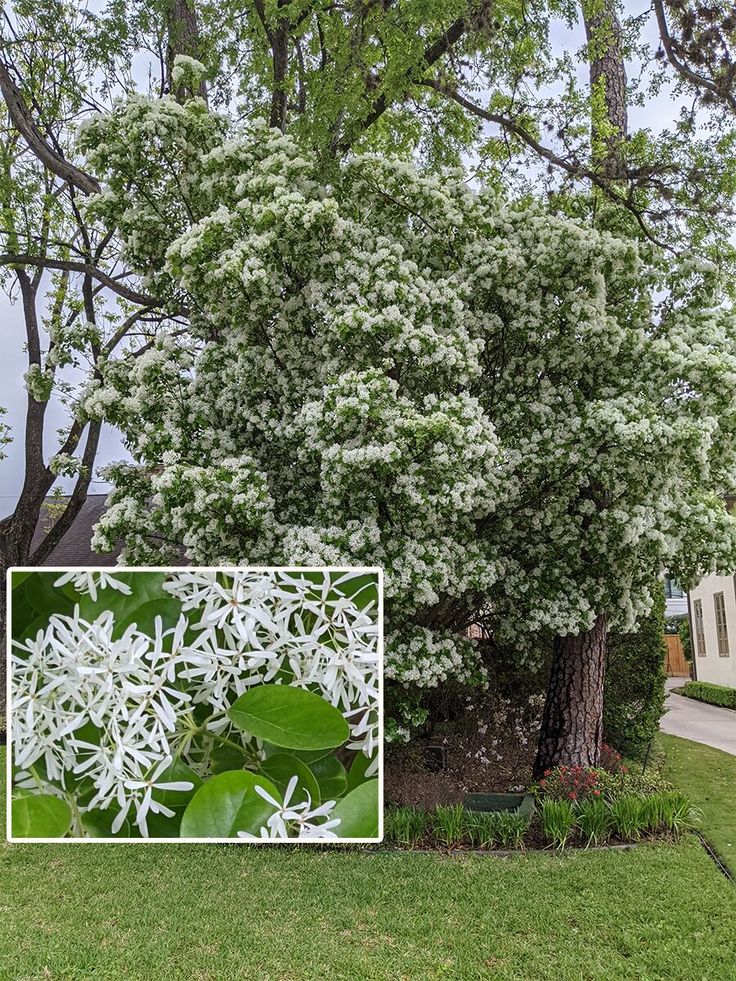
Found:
76,95 -> 736,728
12,570 -> 379,838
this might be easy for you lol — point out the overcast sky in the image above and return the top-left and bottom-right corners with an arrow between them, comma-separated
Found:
0,4 -> 690,507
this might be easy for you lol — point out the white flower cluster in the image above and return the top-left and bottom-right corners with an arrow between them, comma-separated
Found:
12,570 -> 379,838
238,775 -> 341,840
77,102 -> 736,732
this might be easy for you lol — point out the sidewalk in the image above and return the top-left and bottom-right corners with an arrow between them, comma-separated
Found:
660,679 -> 736,756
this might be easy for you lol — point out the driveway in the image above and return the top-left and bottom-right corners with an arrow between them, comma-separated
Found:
660,679 -> 736,756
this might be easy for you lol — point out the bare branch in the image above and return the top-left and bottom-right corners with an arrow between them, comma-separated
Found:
653,0 -> 736,113
0,60 -> 101,194
0,253 -> 167,307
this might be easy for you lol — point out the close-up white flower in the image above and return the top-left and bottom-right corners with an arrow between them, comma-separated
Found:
10,568 -> 381,841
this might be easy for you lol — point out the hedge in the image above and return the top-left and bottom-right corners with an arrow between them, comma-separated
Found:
677,681 -> 736,710
604,581 -> 667,759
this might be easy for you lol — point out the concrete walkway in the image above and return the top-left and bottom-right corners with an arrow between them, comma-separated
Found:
660,678 -> 736,756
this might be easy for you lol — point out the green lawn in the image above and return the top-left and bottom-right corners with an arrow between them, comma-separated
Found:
660,733 -> 736,871
2,748 -> 736,980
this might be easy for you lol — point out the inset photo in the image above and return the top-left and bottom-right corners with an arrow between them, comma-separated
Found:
7,567 -> 382,842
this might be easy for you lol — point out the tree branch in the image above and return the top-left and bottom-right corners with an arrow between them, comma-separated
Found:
0,253 -> 167,307
0,60 -> 101,195
653,0 -> 736,113
340,15 -> 467,151
419,79 -> 670,249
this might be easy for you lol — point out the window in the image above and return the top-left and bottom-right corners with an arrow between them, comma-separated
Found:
693,599 -> 706,657
664,576 -> 684,599
714,592 -> 730,657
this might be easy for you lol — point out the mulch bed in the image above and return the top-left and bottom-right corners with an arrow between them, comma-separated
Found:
384,691 -> 542,808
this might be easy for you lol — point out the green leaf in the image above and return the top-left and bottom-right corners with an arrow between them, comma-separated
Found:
260,753 -> 321,805
309,755 -> 347,800
227,684 -> 349,751
75,572 -> 180,638
210,743 -> 248,774
151,758 -> 202,809
346,752 -> 376,793
180,771 -> 281,838
11,571 -> 75,642
12,794 -> 72,838
331,780 -> 380,839
81,808 -> 136,839
113,598 -> 183,637
329,571 -> 379,612
10,570 -> 32,590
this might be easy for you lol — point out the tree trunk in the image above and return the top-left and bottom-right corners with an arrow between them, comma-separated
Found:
0,513 -> 39,719
533,613 -> 607,778
166,0 -> 208,103
582,0 -> 628,179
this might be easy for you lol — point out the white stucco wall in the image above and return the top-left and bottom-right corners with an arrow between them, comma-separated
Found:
689,573 -> 736,688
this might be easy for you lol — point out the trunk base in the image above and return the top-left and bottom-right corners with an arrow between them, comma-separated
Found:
533,614 -> 607,779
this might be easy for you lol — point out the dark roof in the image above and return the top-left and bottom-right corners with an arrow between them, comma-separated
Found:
32,495 -> 121,567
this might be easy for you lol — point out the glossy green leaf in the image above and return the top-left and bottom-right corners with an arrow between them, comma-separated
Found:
180,770 -> 281,838
74,572 -> 179,638
81,807 -> 136,838
151,758 -> 202,808
11,571 -> 75,642
210,743 -> 248,774
227,684 -> 349,750
12,794 -> 72,838
331,780 -> 380,839
346,752 -> 376,793
260,753 -> 320,805
329,571 -> 379,612
309,755 -> 347,800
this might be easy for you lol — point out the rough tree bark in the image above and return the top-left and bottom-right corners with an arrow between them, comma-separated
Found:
533,614 -> 607,778
532,2 -> 629,773
165,0 -> 208,103
582,0 -> 628,179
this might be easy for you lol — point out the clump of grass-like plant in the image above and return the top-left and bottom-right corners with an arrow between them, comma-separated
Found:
540,799 -> 576,850
432,804 -> 467,848
575,797 -> 611,847
386,806 -> 429,848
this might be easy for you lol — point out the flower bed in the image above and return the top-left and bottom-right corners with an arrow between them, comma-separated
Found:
383,789 -> 698,851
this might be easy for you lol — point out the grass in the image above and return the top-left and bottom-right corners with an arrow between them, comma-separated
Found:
660,733 -> 736,871
2,749 -> 736,979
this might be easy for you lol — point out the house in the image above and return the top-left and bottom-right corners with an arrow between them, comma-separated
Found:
688,573 -> 736,688
31,494 -> 121,566
664,575 -> 687,619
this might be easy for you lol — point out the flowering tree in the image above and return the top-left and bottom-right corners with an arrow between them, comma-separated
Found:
74,90 -> 736,767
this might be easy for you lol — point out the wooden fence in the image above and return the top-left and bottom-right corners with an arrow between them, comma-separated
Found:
664,634 -> 690,678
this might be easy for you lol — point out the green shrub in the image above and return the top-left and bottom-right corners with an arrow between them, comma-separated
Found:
540,799 -> 576,849
432,805 -> 467,848
614,768 -> 672,798
604,581 -> 667,759
386,806 -> 429,848
575,798 -> 611,847
678,681 -> 736,710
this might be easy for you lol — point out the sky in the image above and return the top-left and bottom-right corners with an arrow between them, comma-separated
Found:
0,2 -> 697,508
